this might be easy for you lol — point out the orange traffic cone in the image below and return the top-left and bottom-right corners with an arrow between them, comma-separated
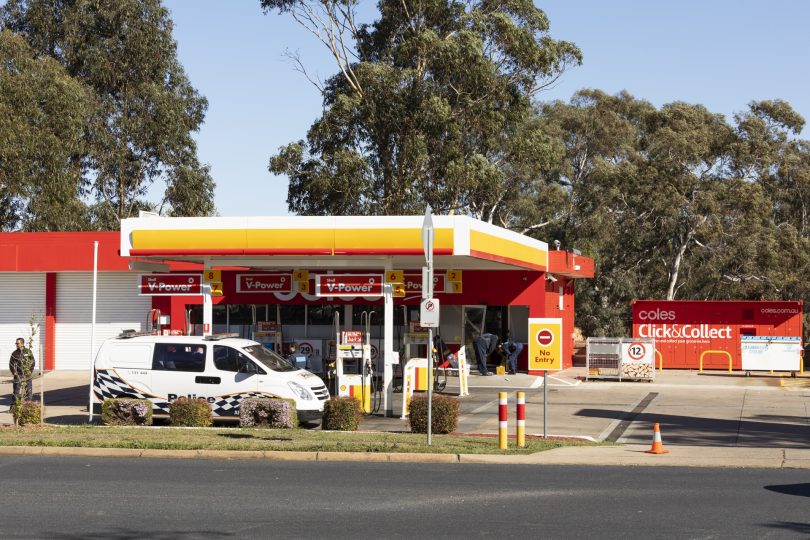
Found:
645,423 -> 669,454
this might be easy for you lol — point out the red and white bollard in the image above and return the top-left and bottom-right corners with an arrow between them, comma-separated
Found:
499,391 -> 508,449
516,391 -> 525,447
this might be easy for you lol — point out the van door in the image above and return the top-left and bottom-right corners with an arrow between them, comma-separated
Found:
150,343 -> 208,412
211,345 -> 262,416
107,342 -> 153,395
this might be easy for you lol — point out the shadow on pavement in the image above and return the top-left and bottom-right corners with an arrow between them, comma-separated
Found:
575,408 -> 810,447
764,483 -> 810,498
759,521 -> 810,535
43,384 -> 89,406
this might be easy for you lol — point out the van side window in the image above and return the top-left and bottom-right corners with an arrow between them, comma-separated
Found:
152,344 -> 206,372
213,346 -> 265,374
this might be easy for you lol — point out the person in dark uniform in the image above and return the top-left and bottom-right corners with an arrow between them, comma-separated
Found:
472,333 -> 498,376
287,343 -> 300,368
9,338 -> 33,402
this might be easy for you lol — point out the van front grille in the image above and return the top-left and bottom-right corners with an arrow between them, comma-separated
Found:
312,385 -> 329,400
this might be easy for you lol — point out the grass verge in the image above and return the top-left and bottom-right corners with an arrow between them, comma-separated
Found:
0,425 -> 603,455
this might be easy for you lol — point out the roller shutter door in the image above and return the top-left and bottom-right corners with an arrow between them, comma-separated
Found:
0,273 -> 46,370
55,272 -> 151,370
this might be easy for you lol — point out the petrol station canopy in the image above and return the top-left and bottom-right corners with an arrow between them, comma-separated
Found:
121,215 -> 553,272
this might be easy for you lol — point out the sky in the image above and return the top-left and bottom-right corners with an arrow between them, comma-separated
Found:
162,1 -> 810,217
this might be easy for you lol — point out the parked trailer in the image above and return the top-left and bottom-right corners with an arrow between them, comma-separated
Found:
631,300 -> 803,371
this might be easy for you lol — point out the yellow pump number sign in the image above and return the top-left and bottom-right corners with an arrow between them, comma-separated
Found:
528,318 -> 562,371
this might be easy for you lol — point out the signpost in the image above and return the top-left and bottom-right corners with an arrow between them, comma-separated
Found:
528,318 -> 562,438
421,205 -> 436,446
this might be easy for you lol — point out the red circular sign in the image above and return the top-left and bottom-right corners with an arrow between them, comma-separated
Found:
627,342 -> 646,360
536,329 -> 554,347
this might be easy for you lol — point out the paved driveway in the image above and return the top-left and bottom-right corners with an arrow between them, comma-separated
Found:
3,368 -> 809,448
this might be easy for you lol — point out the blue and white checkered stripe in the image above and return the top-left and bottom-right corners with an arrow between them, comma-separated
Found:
94,370 -> 281,416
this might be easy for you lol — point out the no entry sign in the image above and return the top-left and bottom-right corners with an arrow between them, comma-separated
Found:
535,329 -> 555,347
528,318 -> 562,371
139,274 -> 202,296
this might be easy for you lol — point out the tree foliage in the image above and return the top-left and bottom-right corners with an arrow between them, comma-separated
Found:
0,29 -> 94,231
1,0 -> 215,230
262,0 -> 580,219
527,90 -> 810,337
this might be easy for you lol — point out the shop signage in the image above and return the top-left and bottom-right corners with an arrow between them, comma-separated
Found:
631,300 -> 803,370
315,274 -> 383,297
237,273 -> 292,293
403,272 -> 445,295
138,274 -> 202,296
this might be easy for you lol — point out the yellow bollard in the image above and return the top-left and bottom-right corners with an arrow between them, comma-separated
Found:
498,392 -> 508,450
516,391 -> 525,448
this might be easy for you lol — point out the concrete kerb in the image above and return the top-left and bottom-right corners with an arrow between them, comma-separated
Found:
0,444 -> 806,468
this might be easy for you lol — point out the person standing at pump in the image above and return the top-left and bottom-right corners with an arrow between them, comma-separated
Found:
473,333 -> 498,376
9,338 -> 34,402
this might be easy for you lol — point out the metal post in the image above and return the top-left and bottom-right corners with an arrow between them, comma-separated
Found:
543,370 -> 548,438
88,240 -> 98,422
427,327 -> 433,445
383,259 -> 394,417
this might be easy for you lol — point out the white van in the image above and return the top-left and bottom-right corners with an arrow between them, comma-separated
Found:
93,332 -> 329,422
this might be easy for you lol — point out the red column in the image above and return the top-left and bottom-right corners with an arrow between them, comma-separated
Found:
45,273 -> 56,370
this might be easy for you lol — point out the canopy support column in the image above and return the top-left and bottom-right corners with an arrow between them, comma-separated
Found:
384,258 -> 394,417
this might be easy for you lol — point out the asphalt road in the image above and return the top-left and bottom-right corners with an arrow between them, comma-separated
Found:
0,457 -> 809,539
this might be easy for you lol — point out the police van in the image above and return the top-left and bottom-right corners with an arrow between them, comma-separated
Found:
93,332 -> 329,422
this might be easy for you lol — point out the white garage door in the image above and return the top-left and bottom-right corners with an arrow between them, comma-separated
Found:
0,273 -> 46,370
55,272 -> 151,370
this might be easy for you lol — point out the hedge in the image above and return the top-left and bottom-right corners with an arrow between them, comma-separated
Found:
408,394 -> 459,434
322,397 -> 360,431
239,398 -> 297,428
12,400 -> 40,426
169,397 -> 213,427
101,398 -> 153,426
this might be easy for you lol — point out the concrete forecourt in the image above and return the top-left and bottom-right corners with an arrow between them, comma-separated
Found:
2,366 -> 810,468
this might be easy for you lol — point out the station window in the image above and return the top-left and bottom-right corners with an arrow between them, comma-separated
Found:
279,305 -> 306,325
152,343 -> 206,372
228,304 -> 252,325
308,304 -> 342,325
353,304 -> 405,326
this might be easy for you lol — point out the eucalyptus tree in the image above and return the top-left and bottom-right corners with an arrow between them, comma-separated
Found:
262,0 -> 580,219
0,29 -> 95,231
1,0 -> 215,228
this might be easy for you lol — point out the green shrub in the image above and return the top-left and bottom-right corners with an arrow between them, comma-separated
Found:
408,394 -> 459,434
240,398 -> 297,428
169,397 -> 213,427
12,400 -> 41,426
322,397 -> 360,431
101,398 -> 153,426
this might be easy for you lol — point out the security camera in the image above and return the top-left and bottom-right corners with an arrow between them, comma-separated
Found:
553,239 -> 561,250
546,274 -> 558,283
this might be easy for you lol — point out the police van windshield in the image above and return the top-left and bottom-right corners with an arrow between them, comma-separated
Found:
244,345 -> 297,372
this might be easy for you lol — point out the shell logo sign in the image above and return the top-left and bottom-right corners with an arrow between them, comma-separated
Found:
528,318 -> 562,371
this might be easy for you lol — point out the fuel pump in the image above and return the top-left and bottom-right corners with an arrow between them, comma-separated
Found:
334,311 -> 372,414
360,310 -> 382,414
252,305 -> 282,353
